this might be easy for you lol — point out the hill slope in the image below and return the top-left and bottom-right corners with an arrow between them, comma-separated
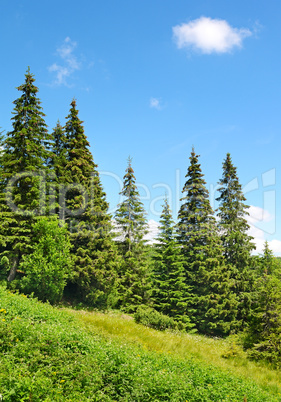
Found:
0,287 -> 280,401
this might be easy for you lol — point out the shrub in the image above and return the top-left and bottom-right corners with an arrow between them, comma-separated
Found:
19,217 -> 73,303
134,305 -> 185,331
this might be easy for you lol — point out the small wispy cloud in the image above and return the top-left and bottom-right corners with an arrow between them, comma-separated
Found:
48,37 -> 81,86
150,97 -> 163,110
173,17 -> 252,54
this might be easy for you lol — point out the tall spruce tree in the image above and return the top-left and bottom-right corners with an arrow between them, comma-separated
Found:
245,242 -> 281,366
51,121 -> 68,181
216,153 -> 255,267
114,157 -> 150,311
152,198 -> 194,329
49,121 -> 69,217
60,99 -> 119,307
0,68 -> 52,281
177,148 -> 238,335
216,153 -> 256,327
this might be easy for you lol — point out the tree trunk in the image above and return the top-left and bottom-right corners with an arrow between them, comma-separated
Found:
7,254 -> 19,282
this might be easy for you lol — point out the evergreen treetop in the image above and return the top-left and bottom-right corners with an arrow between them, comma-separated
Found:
177,147 -> 217,250
216,153 -> 255,267
114,158 -> 150,311
3,67 -> 52,176
60,99 -> 118,307
177,148 -> 237,335
153,198 -> 194,328
51,121 -> 68,180
115,157 -> 148,249
0,69 -> 51,281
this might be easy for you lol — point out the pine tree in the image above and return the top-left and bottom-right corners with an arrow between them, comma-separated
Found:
245,242 -> 281,366
51,121 -> 68,181
216,153 -> 255,267
152,198 -> 194,329
0,68 -> 52,281
61,99 -> 119,307
177,148 -> 237,335
216,153 -> 256,327
49,121 -> 69,217
115,157 -> 147,250
114,158 -> 150,311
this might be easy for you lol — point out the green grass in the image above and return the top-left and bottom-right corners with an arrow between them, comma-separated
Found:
71,309 -> 281,396
0,287 -> 280,401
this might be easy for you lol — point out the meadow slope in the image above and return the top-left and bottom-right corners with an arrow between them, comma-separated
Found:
0,287 -> 280,401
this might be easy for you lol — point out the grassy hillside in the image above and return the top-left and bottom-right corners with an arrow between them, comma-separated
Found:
0,287 -> 281,401
72,309 -> 281,396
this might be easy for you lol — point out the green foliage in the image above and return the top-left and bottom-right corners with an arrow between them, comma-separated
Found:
60,100 -> 119,307
0,68 -> 52,281
115,158 -> 151,310
0,287 -> 277,401
19,217 -> 73,303
216,153 -> 256,329
152,198 -> 194,329
216,153 -> 255,268
134,305 -> 186,331
221,335 -> 243,359
177,148 -> 237,336
48,121 -> 68,216
115,157 -> 148,249
244,243 -> 281,367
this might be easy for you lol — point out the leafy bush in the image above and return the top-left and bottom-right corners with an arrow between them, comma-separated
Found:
19,217 -> 73,303
134,305 -> 185,331
221,335 -> 243,359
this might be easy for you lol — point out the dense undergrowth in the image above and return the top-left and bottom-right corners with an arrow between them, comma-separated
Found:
0,286 -> 280,401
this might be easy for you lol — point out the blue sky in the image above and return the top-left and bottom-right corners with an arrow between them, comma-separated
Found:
1,1 -> 281,253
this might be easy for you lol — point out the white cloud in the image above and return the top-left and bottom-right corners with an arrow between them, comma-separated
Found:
268,239 -> 281,254
150,97 -> 162,110
173,17 -> 252,54
48,37 -> 81,86
247,205 -> 272,225
111,219 -> 160,244
144,220 -> 160,243
246,206 -> 281,255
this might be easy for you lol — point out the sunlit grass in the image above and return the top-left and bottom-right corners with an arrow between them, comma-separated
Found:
70,308 -> 281,395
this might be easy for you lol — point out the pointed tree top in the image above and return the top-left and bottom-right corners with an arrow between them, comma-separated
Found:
70,98 -> 77,108
126,156 -> 134,174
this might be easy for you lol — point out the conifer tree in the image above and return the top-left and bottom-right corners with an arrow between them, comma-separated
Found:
114,158 -> 150,311
245,242 -> 281,366
115,157 -> 147,250
49,121 -> 68,217
0,68 -> 52,281
216,153 -> 255,267
51,121 -> 68,181
177,148 -> 237,335
61,99 -> 119,307
216,153 -> 256,327
152,198 -> 194,329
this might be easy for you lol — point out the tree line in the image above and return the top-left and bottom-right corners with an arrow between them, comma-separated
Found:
1,69 -> 281,365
